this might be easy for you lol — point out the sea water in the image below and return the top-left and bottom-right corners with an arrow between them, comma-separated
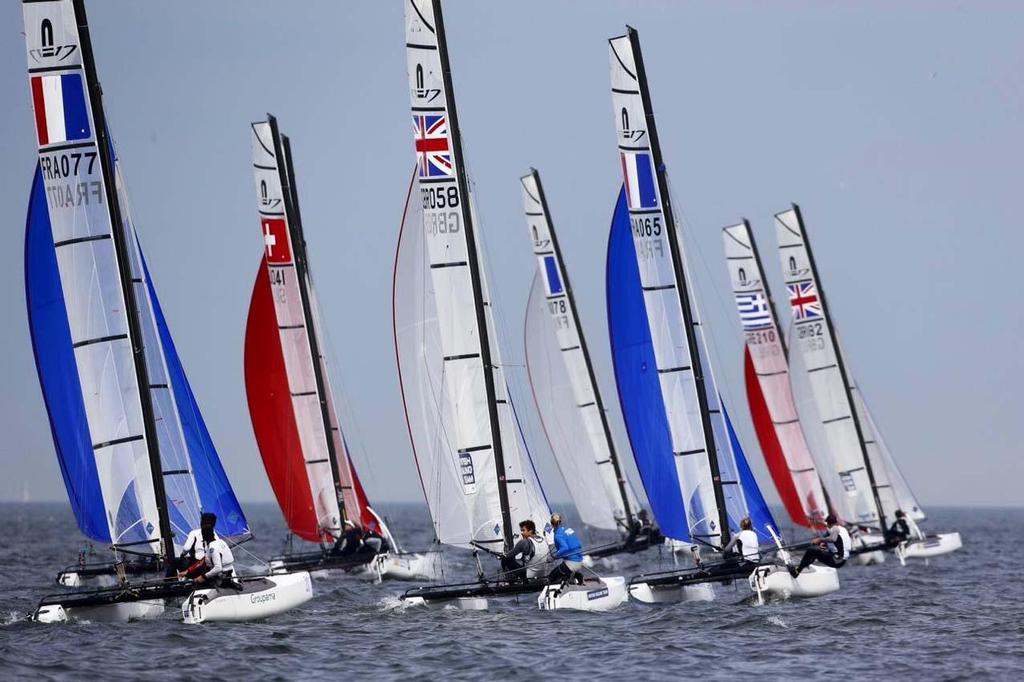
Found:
0,503 -> 1019,680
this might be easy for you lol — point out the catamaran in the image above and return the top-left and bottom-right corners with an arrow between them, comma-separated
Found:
394,0 -> 626,611
605,26 -> 838,603
723,220 -> 835,537
521,169 -> 659,563
245,116 -> 434,582
774,205 -> 961,564
24,0 -> 312,623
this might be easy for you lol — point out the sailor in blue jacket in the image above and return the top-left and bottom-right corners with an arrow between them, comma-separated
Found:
547,513 -> 585,585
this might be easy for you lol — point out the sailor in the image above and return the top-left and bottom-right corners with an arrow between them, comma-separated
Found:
721,517 -> 760,569
331,520 -> 363,557
500,520 -> 549,582
195,523 -> 235,587
788,514 -> 851,577
885,510 -> 912,545
178,512 -> 217,574
362,524 -> 390,556
547,513 -> 585,585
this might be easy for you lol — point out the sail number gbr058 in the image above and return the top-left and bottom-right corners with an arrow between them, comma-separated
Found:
421,184 -> 461,235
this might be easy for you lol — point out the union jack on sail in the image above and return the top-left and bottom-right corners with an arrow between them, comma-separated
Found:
788,280 -> 822,321
413,114 -> 452,177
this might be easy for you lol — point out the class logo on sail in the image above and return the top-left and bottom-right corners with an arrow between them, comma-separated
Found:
618,108 -> 646,143
30,73 -> 90,146
28,18 -> 78,64
413,114 -> 452,177
258,179 -> 281,210
412,63 -> 441,103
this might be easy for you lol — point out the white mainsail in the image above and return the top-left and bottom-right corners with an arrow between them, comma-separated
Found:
250,121 -> 345,538
775,206 -> 884,527
722,221 -> 830,527
398,0 -> 549,552
607,29 -> 726,545
23,0 -> 166,553
521,170 -> 639,532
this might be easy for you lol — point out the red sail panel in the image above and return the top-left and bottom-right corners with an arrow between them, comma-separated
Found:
348,461 -> 380,533
244,259 -> 321,542
744,348 -> 809,528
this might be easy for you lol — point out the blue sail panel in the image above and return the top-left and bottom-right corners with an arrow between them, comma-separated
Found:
139,252 -> 249,538
723,402 -> 777,541
606,188 -> 689,541
25,167 -> 110,542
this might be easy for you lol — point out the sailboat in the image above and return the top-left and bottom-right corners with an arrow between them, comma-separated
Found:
604,26 -> 838,603
24,0 -> 312,624
521,169 -> 657,561
774,205 -> 961,563
245,116 -> 433,582
395,0 -> 626,611
722,220 -> 833,533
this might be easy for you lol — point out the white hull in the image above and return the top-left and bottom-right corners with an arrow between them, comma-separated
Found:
402,596 -> 489,611
181,572 -> 313,624
538,577 -> 628,612
749,565 -> 839,602
34,599 -> 165,624
362,552 -> 439,582
899,532 -> 962,561
628,581 -> 716,604
851,533 -> 887,565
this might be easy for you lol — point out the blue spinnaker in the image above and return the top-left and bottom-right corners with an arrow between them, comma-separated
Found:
606,187 -> 689,541
723,401 -> 777,541
139,249 -> 249,538
25,166 -> 109,542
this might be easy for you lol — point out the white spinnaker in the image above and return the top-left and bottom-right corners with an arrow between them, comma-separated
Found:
119,165 -> 204,548
521,173 -> 637,531
722,222 -> 830,525
775,208 -> 879,526
609,32 -> 720,543
843,348 -> 925,523
251,122 -> 342,538
24,0 -> 162,550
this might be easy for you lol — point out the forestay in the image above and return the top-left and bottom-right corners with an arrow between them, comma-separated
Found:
723,221 -> 830,528
399,0 -> 548,552
607,28 -> 727,546
775,207 -> 884,527
521,170 -> 638,532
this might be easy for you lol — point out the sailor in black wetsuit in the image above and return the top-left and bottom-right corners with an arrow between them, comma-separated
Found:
332,521 -> 363,557
885,510 -> 912,546
789,514 -> 850,577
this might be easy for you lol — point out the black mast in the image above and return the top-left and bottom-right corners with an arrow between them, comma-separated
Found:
73,0 -> 175,571
741,219 -> 836,524
433,0 -> 514,552
625,27 -> 731,546
527,169 -> 634,530
267,115 -> 347,529
789,204 -> 887,530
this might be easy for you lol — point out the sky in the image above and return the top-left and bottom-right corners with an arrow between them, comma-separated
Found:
1,1 -> 1020,511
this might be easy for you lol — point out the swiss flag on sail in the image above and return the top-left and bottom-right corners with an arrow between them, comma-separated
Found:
262,218 -> 291,264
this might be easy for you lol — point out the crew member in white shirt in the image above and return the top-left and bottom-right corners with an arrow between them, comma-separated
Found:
721,517 -> 760,569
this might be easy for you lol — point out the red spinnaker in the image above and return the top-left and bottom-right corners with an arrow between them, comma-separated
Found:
744,348 -> 809,528
244,258 -> 321,542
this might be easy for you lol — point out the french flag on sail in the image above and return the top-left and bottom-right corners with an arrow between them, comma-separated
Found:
620,152 -> 658,210
30,73 -> 90,146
